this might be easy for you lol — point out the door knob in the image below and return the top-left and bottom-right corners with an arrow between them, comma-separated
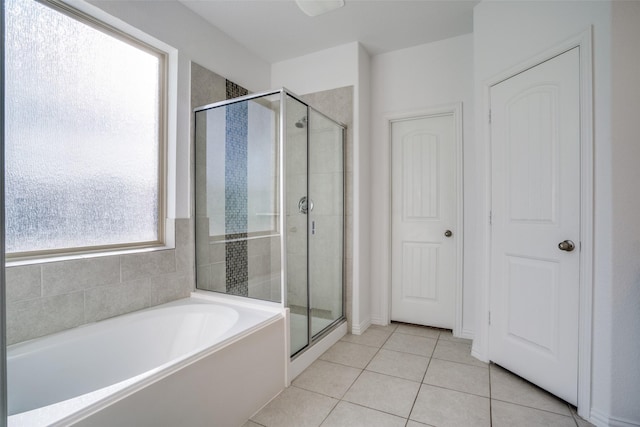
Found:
558,240 -> 575,252
444,230 -> 453,238
298,196 -> 313,214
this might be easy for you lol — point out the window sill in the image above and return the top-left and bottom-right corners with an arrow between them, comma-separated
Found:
5,244 -> 175,268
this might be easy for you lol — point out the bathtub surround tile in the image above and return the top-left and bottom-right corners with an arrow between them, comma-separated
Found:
320,401 -> 406,427
319,341 -> 378,369
121,249 -> 177,282
5,264 -> 42,302
491,400 -> 576,427
292,360 -> 361,399
149,272 -> 193,306
366,349 -> 429,382
489,364 -> 572,416
7,218 -> 195,344
7,291 -> 85,345
42,256 -> 120,296
251,386 -> 338,427
432,340 -> 488,368
410,384 -> 491,427
175,245 -> 194,275
423,358 -> 490,397
175,218 -> 195,273
84,278 -> 153,323
382,332 -> 437,357
342,370 -> 421,418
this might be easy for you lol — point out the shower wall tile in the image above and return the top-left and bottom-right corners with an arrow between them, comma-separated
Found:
248,237 -> 272,256
345,172 -> 354,216
85,278 -> 152,323
226,80 -> 249,100
191,62 -> 226,110
5,264 -> 41,302
121,250 -> 177,282
42,256 -> 121,296
210,261 -> 227,292
302,86 -> 354,329
209,242 -> 226,264
7,291 -> 85,345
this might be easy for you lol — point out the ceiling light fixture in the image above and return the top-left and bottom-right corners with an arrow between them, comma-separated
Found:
295,0 -> 345,17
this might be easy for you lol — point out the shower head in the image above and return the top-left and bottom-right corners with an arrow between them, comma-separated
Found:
295,116 -> 307,128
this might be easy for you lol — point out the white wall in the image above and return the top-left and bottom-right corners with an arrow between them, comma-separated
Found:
272,42 -> 372,333
471,1 -> 627,425
610,1 -> 640,424
369,34 -> 474,335
85,0 -> 271,219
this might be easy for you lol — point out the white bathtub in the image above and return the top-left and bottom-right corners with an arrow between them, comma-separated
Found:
8,293 -> 287,427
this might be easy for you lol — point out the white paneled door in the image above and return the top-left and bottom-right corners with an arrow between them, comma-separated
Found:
391,114 -> 457,329
489,48 -> 580,405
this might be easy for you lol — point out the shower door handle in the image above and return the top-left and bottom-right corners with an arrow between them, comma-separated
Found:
298,196 -> 314,214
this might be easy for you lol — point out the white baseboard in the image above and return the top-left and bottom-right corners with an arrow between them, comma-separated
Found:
591,408 -> 640,427
370,316 -> 386,326
351,318 -> 371,335
460,328 -> 475,340
471,346 -> 489,364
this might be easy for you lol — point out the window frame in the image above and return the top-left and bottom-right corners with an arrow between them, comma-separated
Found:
6,0 -> 168,260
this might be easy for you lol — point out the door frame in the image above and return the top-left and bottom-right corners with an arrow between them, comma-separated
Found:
475,29 -> 594,418
382,103 -> 466,338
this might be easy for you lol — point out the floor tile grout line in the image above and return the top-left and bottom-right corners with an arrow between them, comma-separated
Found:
327,327 -> 404,425
429,355 -> 489,369
489,361 -> 493,427
419,381 -> 491,399
337,400 -> 410,423
315,392 -> 341,427
490,396 -> 577,418
405,330 -> 440,425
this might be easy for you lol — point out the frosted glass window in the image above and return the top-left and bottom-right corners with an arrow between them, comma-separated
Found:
5,0 -> 165,255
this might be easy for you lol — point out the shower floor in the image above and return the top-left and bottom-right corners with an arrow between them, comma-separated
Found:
290,312 -> 336,355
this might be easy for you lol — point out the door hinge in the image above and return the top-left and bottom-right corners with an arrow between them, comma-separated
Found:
488,311 -> 491,325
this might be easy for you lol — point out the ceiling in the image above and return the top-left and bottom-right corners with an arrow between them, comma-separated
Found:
179,0 -> 478,63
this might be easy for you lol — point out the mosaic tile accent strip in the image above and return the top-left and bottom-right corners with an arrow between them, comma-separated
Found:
224,80 -> 250,296
226,80 -> 249,100
225,233 -> 248,296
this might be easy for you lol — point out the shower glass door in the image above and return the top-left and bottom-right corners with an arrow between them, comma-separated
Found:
285,95 -> 309,356
287,101 -> 344,357
308,109 -> 344,337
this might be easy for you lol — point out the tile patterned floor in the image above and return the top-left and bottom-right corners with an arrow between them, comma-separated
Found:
245,323 -> 594,427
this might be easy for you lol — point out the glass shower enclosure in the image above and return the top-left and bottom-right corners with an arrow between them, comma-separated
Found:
194,88 -> 345,357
